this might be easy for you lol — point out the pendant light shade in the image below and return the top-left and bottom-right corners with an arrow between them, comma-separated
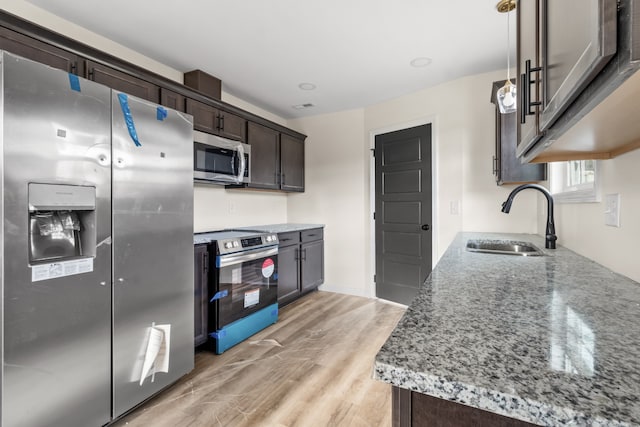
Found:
496,0 -> 517,114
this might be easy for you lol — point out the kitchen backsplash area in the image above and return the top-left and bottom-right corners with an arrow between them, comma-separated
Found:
542,148 -> 640,283
193,184 -> 288,232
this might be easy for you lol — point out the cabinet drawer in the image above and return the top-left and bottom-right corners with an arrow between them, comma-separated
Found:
278,231 -> 300,247
301,228 -> 323,243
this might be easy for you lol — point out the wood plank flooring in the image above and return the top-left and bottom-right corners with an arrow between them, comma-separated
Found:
112,291 -> 406,427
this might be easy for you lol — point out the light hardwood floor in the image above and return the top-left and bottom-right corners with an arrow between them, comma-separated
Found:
113,291 -> 406,427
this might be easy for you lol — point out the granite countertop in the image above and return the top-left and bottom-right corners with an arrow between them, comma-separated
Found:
194,224 -> 324,244
231,223 -> 324,234
374,232 -> 640,426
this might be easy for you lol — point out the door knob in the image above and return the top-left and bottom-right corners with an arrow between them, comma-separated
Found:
421,224 -> 430,231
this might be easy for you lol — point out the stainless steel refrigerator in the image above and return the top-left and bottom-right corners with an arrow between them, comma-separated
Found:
0,51 -> 194,426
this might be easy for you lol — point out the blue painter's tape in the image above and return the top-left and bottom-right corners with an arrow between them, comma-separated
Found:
156,106 -> 168,121
209,330 -> 227,339
117,93 -> 141,147
68,74 -> 81,92
209,289 -> 229,302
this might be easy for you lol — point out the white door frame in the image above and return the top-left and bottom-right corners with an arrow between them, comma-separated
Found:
368,116 -> 439,299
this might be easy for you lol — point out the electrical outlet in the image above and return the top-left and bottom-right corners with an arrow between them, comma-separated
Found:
604,193 -> 620,227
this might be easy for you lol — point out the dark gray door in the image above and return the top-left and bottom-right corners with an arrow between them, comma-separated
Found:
375,124 -> 432,305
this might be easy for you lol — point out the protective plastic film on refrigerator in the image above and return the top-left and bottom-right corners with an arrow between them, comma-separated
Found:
0,51 -> 194,426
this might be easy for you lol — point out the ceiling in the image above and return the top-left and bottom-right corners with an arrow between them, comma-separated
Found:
25,0 -> 516,119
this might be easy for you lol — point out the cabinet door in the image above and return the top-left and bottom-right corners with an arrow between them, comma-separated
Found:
194,245 -> 209,346
280,133 -> 305,192
218,110 -> 247,142
516,0 -> 544,155
247,121 -> 280,189
160,88 -> 186,112
86,60 -> 160,103
540,0 -> 617,131
186,98 -> 219,134
301,239 -> 324,292
0,26 -> 84,75
277,243 -> 300,305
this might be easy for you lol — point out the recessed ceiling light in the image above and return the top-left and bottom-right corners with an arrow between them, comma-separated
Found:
298,83 -> 316,90
410,57 -> 433,68
292,103 -> 315,109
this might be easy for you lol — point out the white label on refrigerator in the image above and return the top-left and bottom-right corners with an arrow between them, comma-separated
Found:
31,258 -> 94,282
244,289 -> 260,308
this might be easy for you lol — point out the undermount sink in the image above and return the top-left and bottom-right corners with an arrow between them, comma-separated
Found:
466,239 -> 545,256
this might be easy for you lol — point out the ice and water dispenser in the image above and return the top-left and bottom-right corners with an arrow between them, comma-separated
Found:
28,183 -> 96,263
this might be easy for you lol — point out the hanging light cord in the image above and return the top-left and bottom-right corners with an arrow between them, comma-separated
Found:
506,5 -> 511,84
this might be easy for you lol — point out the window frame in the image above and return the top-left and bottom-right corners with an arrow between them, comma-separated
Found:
549,160 -> 601,203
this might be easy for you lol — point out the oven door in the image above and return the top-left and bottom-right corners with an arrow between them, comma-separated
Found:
212,246 -> 278,329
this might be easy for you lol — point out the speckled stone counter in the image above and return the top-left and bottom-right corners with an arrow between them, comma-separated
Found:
194,224 -> 324,245
374,232 -> 640,426
231,223 -> 324,234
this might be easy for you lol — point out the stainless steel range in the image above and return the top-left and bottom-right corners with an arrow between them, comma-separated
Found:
199,230 -> 279,353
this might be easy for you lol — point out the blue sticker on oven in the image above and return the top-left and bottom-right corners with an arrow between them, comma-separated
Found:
262,258 -> 275,278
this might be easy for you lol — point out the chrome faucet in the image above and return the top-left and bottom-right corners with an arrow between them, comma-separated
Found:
501,183 -> 557,249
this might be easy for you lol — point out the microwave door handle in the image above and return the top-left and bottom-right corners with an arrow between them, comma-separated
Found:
237,144 -> 246,184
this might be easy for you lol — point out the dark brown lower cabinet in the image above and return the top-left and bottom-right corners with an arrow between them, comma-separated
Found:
277,228 -> 324,307
194,244 -> 209,347
392,386 -> 537,427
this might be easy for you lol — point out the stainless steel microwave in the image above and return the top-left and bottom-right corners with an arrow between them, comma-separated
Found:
193,130 -> 251,185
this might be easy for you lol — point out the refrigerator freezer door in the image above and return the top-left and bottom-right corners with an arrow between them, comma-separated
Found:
1,52 -> 112,426
111,92 -> 194,417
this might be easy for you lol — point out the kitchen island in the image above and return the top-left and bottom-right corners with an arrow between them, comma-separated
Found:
374,232 -> 640,426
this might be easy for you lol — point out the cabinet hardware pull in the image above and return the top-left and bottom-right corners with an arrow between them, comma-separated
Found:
301,249 -> 307,261
520,73 -> 527,124
492,156 -> 498,175
294,248 -> 299,261
220,114 -> 225,130
525,59 -> 542,116
88,68 -> 94,79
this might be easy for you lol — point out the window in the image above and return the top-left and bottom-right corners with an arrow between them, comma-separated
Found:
549,160 -> 600,203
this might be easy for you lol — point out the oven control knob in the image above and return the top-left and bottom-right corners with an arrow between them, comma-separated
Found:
266,235 -> 272,242
233,241 -> 239,247
224,242 -> 233,249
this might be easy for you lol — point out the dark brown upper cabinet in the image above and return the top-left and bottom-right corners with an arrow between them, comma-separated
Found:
0,26 -> 84,75
491,80 -> 546,185
86,60 -> 160,103
186,98 -> 246,142
516,0 -> 544,154
243,122 -> 305,192
246,121 -> 280,190
160,88 -> 185,112
515,0 -> 638,163
280,133 -> 305,192
218,110 -> 246,142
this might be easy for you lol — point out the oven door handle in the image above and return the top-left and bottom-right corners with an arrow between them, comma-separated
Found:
217,246 -> 278,268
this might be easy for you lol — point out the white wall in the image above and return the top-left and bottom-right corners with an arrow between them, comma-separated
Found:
288,109 -> 368,296
289,70 -> 539,297
546,149 -> 640,283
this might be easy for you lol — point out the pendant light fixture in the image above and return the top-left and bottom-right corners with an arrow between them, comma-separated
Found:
496,0 -> 517,114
